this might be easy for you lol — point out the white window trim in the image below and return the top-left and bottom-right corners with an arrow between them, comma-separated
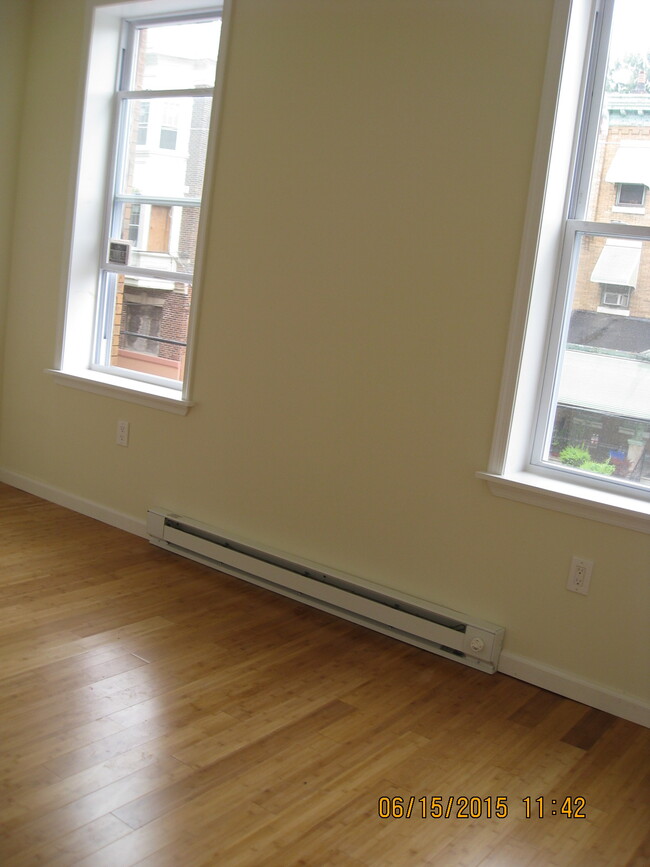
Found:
52,0 -> 231,413
478,0 -> 650,534
47,368 -> 194,414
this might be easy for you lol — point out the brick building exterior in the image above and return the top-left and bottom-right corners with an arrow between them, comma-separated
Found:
571,92 -> 650,320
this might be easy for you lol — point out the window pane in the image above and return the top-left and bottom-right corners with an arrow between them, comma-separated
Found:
617,183 -> 646,206
126,203 -> 141,243
107,272 -> 191,382
131,20 -> 220,90
545,234 -> 650,487
117,202 -> 201,274
119,97 -> 212,202
136,101 -> 149,144
585,0 -> 650,227
159,127 -> 178,150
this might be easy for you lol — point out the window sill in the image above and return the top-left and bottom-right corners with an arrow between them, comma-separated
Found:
47,369 -> 193,415
476,470 -> 649,535
596,306 -> 630,316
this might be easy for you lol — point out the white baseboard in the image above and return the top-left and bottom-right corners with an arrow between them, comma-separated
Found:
499,651 -> 650,728
1,467 -> 648,727
0,469 -> 147,538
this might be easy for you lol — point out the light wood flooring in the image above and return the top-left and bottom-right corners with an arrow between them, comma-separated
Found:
0,482 -> 648,866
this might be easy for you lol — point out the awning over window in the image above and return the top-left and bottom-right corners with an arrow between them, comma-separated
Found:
558,348 -> 650,422
590,238 -> 641,288
605,145 -> 650,188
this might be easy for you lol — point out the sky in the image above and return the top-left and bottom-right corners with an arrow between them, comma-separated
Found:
609,0 -> 650,62
144,20 -> 222,63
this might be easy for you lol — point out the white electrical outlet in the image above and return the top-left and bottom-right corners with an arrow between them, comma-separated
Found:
567,556 -> 593,595
117,420 -> 129,447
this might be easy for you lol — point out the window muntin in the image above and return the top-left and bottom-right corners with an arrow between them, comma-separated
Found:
534,0 -> 650,497
94,14 -> 221,387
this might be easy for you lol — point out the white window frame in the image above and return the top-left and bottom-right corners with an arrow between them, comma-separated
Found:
478,0 -> 650,534
50,0 -> 230,414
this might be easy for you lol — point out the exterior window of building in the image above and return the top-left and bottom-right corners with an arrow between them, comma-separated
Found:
136,101 -> 149,145
159,127 -> 178,150
600,283 -> 631,307
159,102 -> 180,150
482,0 -> 650,529
56,0 -> 225,410
616,182 -> 646,206
126,204 -> 141,244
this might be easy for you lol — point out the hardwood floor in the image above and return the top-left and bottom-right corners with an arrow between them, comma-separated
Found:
0,482 -> 648,866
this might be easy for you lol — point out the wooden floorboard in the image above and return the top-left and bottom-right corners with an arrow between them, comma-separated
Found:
0,482 -> 648,866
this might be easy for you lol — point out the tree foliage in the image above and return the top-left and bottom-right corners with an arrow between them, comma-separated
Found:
606,52 -> 650,93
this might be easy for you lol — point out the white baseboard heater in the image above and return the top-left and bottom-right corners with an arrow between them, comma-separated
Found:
147,510 -> 505,674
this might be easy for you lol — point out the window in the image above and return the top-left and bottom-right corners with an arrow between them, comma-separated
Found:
616,182 -> 646,206
159,101 -> 180,150
600,284 -> 631,307
54,0 -> 225,412
159,127 -> 178,150
480,0 -> 650,531
606,144 -> 650,211
136,101 -> 149,145
126,204 -> 141,244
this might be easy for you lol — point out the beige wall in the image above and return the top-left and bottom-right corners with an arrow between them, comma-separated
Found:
1,0 -> 649,705
0,0 -> 31,405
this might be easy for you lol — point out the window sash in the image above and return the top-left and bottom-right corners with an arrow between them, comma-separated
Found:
532,217 -> 650,494
566,0 -> 614,223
